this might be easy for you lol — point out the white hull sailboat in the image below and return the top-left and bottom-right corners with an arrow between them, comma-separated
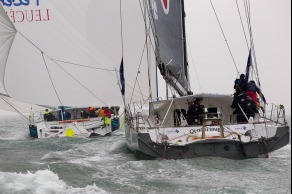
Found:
122,0 -> 289,159
1,86 -> 121,138
29,107 -> 121,138
125,94 -> 289,159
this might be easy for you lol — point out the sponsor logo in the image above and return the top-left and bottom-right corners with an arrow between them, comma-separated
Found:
161,0 -> 169,14
190,127 -> 220,134
2,0 -> 51,23
151,0 -> 169,20
1,0 -> 40,7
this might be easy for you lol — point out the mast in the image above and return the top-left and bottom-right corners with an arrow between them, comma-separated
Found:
181,0 -> 191,93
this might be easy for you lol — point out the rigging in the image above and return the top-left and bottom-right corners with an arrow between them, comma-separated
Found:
236,0 -> 250,50
243,0 -> 261,89
210,0 -> 240,75
15,29 -> 148,106
0,95 -> 29,125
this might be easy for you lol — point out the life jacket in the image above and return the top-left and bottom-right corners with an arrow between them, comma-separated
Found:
104,117 -> 111,125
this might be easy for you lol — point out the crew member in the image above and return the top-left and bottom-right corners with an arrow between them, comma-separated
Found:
98,107 -> 105,118
187,98 -> 205,125
44,109 -> 55,122
234,73 -> 247,90
104,107 -> 112,126
243,80 -> 267,107
231,85 -> 258,123
88,107 -> 95,118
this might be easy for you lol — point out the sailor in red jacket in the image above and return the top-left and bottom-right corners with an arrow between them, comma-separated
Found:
104,107 -> 112,118
243,80 -> 267,106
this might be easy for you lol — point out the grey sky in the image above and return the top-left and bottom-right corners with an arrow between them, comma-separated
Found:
184,0 -> 291,114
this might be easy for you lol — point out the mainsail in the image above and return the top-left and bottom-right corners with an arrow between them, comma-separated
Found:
0,1 -> 157,107
149,0 -> 190,96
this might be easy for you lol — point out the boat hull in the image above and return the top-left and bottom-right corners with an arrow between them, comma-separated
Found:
126,126 -> 290,160
29,118 -> 120,139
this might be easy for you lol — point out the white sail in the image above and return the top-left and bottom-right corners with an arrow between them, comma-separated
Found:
0,0 -> 157,107
0,4 -> 16,86
0,92 -> 46,113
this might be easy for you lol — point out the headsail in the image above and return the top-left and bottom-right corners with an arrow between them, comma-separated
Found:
0,86 -> 46,113
149,0 -> 190,96
0,5 -> 16,87
0,1 -> 157,107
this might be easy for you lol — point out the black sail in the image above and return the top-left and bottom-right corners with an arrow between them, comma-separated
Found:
149,0 -> 190,96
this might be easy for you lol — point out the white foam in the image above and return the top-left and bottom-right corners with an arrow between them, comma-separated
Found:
0,116 -> 30,140
68,140 -> 128,166
0,130 -> 29,140
0,170 -> 109,194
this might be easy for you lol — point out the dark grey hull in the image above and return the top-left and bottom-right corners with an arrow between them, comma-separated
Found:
128,126 -> 290,160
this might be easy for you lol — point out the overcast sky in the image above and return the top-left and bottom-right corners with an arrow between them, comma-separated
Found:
184,0 -> 291,114
1,0 -> 291,115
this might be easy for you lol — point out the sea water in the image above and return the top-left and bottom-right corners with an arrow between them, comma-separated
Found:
0,115 -> 291,194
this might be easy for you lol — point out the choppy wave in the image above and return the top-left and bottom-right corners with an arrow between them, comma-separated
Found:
0,115 -> 29,140
0,170 -> 108,194
0,115 -> 291,194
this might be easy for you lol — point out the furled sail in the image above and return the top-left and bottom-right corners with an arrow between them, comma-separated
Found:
0,0 -> 157,107
149,0 -> 190,96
